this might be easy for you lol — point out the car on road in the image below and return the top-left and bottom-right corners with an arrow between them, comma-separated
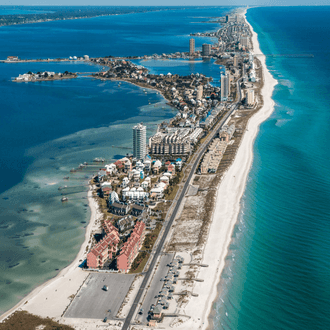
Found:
103,317 -> 108,322
102,285 -> 108,291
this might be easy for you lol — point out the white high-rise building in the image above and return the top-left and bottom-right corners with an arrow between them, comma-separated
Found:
133,123 -> 147,160
197,85 -> 203,100
221,72 -> 230,101
247,89 -> 255,105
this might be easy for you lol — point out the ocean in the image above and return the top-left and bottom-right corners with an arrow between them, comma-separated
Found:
0,6 -> 231,315
212,6 -> 330,330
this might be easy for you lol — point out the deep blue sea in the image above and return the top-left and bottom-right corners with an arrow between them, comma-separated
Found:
213,6 -> 330,330
0,6 -> 231,314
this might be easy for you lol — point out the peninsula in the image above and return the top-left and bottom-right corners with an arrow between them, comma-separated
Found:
0,9 -> 277,330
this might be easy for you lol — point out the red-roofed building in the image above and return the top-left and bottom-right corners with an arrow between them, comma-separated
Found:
167,164 -> 176,175
87,220 -> 119,269
117,221 -> 146,273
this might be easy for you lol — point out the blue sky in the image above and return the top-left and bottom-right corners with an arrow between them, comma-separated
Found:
1,0 -> 330,5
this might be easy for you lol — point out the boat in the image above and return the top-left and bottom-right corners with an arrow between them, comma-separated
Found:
61,197 -> 68,202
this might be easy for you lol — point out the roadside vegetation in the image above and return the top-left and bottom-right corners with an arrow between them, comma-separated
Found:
0,311 -> 74,330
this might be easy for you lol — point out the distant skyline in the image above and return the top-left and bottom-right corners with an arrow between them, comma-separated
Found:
1,1 -> 330,7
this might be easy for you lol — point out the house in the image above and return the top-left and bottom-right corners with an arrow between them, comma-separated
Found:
160,176 -> 170,185
101,186 -> 112,198
167,164 -> 176,176
117,216 -> 134,233
7,56 -> 19,61
109,202 -> 130,215
105,163 -> 117,175
152,160 -> 162,174
131,203 -> 148,217
124,160 -> 132,172
108,191 -> 119,205
165,161 -> 171,169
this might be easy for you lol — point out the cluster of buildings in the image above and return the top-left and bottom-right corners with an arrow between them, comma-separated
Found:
91,57 -> 222,122
14,71 -> 76,82
87,217 -> 146,273
216,15 -> 251,52
200,124 -> 235,174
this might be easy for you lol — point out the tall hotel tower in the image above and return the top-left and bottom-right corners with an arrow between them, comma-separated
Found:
221,72 -> 230,101
133,123 -> 147,160
189,38 -> 195,55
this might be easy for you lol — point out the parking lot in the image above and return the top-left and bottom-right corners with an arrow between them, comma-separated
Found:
65,273 -> 135,320
135,253 -> 174,323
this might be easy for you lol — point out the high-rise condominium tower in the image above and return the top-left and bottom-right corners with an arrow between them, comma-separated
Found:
133,123 -> 146,160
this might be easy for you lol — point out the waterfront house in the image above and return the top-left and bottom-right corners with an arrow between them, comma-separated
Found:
108,191 -> 119,205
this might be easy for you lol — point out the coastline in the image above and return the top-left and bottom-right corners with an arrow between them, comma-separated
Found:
178,8 -> 278,330
0,8 -> 279,329
0,188 -> 100,322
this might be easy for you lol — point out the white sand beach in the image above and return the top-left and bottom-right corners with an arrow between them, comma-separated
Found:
173,9 -> 278,330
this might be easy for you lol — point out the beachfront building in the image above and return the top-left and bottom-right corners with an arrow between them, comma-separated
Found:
117,221 -> 146,273
189,38 -> 195,55
200,138 -> 228,174
221,71 -> 230,101
87,220 -> 119,269
246,89 -> 255,106
133,123 -> 147,160
219,124 -> 235,142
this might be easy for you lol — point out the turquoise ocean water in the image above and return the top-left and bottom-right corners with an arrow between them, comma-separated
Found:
0,7 -> 230,315
213,7 -> 330,330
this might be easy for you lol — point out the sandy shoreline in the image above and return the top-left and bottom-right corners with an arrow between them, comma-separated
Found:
175,8 -> 278,330
0,187 -> 101,322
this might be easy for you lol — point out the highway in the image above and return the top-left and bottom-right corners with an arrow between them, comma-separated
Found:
122,80 -> 242,330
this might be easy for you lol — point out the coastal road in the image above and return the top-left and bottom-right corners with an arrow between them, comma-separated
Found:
122,86 -> 241,330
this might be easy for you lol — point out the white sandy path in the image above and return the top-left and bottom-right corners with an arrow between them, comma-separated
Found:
175,9 -> 278,330
0,188 -> 102,321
